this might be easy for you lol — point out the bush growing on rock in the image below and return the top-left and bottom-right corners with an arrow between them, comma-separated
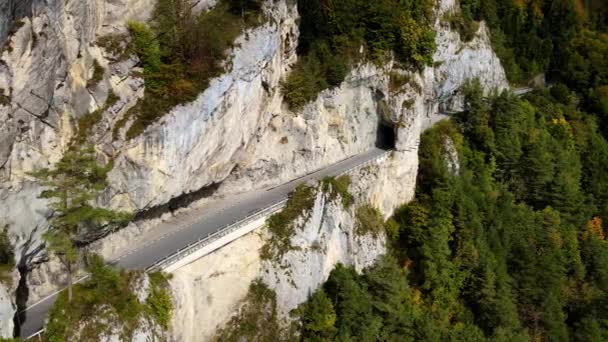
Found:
355,205 -> 385,237
123,0 -> 265,139
261,184 -> 316,261
45,255 -> 172,342
322,175 -> 353,208
282,0 -> 436,110
214,279 -> 282,341
0,226 -> 13,285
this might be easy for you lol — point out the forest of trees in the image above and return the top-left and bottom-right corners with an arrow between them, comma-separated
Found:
293,85 -> 608,341
458,0 -> 608,134
292,2 -> 608,340
282,0 -> 436,109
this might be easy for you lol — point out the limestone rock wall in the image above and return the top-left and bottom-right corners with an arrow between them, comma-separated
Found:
107,1 -> 299,210
0,272 -> 18,339
0,0 -> 509,337
169,152 -> 410,341
0,0 -> 154,264
166,0 -> 508,339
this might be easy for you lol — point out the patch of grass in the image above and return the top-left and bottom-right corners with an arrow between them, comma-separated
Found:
45,255 -> 172,341
260,184 -> 316,260
73,91 -> 119,145
443,11 -> 479,42
86,60 -> 105,89
215,279 -> 283,341
124,0 -> 265,140
0,226 -> 14,286
146,272 -> 173,329
355,205 -> 385,237
322,176 -> 353,208
96,33 -> 131,61
402,98 -> 415,110
0,88 -> 10,106
112,102 -> 138,141
389,71 -> 411,93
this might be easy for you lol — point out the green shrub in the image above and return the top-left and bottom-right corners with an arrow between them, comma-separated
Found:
0,226 -> 14,285
45,255 -> 173,341
355,205 -> 384,236
215,279 -> 283,341
112,101 -> 138,140
96,34 -> 131,61
261,184 -> 316,260
86,60 -> 105,89
322,176 -> 353,208
389,72 -> 411,92
127,21 -> 161,84
73,91 -> 119,145
147,272 -> 173,329
292,288 -> 336,339
0,88 -> 10,106
443,11 -> 479,42
281,54 -> 329,110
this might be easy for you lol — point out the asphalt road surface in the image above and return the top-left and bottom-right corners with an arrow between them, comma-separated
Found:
18,147 -> 388,339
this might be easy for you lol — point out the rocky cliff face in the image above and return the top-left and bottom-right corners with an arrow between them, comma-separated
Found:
0,273 -> 17,339
0,0 -> 508,338
169,156 -> 405,341
166,0 -> 507,339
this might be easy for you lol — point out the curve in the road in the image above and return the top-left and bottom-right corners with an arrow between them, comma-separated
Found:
18,148 -> 390,339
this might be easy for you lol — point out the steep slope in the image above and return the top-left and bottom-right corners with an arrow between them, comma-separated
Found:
0,0 -> 508,338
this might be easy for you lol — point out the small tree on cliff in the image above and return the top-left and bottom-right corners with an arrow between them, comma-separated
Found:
31,145 -> 132,301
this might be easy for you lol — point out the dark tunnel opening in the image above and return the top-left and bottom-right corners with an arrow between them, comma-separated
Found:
375,121 -> 396,150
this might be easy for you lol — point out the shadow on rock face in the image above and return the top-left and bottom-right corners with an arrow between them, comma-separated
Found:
376,122 -> 396,150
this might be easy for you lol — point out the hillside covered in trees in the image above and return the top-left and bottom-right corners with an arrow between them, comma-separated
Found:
292,0 -> 608,341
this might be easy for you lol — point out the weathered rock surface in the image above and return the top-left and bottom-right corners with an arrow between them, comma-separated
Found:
0,275 -> 17,339
433,0 -> 508,111
166,0 -> 507,339
0,0 -> 509,337
169,155 -> 401,341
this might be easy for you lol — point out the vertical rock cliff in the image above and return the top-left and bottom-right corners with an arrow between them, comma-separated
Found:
0,0 -> 508,338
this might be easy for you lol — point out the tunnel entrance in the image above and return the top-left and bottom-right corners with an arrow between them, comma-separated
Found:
375,122 -> 396,150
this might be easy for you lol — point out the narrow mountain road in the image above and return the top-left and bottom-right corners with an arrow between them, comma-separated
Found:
19,86 -> 540,339
18,148 -> 388,339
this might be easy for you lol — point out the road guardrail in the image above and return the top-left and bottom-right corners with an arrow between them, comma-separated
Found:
146,149 -> 392,272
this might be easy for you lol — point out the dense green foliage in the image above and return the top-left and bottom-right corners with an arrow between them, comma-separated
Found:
45,255 -> 172,341
293,86 -> 608,340
458,0 -> 608,134
146,272 -> 174,329
355,205 -> 385,237
282,0 -> 436,109
261,184 -> 316,261
124,0 -> 264,139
